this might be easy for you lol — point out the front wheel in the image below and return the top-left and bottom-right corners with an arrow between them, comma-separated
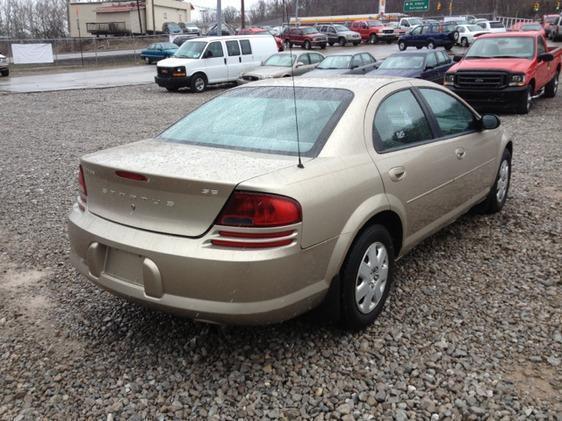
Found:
304,40 -> 311,50
369,34 -> 378,44
144,57 -> 151,64
544,71 -> 559,98
339,37 -> 346,46
516,85 -> 532,114
474,149 -> 511,214
398,41 -> 407,51
341,225 -> 395,330
190,74 -> 207,93
427,41 -> 436,49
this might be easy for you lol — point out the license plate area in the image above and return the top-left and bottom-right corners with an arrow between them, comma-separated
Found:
104,248 -> 143,286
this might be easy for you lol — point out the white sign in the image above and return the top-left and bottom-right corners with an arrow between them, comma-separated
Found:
12,43 -> 54,64
379,0 -> 386,14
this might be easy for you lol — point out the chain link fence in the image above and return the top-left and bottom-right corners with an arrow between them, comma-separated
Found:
0,35 -> 170,68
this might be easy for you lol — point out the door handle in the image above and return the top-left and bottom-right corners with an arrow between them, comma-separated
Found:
389,166 -> 406,182
455,148 -> 466,159
239,56 -> 241,63
224,58 -> 227,65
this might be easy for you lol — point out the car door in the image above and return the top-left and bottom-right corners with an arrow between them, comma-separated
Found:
239,39 -> 254,71
364,82 -> 465,245
225,40 -> 243,80
435,51 -> 453,83
416,86 -> 499,208
420,52 -> 440,83
535,37 -> 551,89
202,41 -> 228,83
308,52 -> 324,69
294,53 -> 312,75
327,26 -> 337,44
409,26 -> 423,47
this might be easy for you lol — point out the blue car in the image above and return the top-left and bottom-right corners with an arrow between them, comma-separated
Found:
398,23 -> 459,51
140,42 -> 178,64
360,50 -> 453,85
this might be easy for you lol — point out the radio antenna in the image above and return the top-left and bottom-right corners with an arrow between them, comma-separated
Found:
284,0 -> 304,169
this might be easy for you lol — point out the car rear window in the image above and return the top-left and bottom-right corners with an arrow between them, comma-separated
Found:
490,21 -> 505,28
159,87 -> 354,157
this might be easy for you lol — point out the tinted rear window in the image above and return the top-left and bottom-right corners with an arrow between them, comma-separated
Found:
490,22 -> 504,28
159,87 -> 354,157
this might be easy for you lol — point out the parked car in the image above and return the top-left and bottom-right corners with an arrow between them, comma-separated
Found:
315,24 -> 361,46
384,21 -> 406,37
349,20 -> 398,44
398,23 -> 459,51
140,42 -> 178,64
398,17 -> 423,32
238,51 -> 324,83
476,20 -> 507,33
444,15 -> 477,24
68,77 -> 512,329
456,24 -> 490,47
0,53 -> 8,76
509,22 -> 546,38
303,52 -> 377,77
237,27 -> 285,51
172,34 -> 200,47
361,50 -> 453,84
155,35 -> 278,92
162,22 -> 182,35
549,15 -> 562,41
206,23 -> 236,36
179,22 -> 201,36
282,27 -> 328,50
445,32 -> 562,114
543,14 -> 560,37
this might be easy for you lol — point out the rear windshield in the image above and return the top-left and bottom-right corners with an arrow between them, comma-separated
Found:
466,37 -> 534,59
159,87 -> 354,156
490,21 -> 505,28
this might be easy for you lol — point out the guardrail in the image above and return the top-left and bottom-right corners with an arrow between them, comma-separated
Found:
496,16 -> 536,28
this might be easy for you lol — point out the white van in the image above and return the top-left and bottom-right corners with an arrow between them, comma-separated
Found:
155,35 -> 278,92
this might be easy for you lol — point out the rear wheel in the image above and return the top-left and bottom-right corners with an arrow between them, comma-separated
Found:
369,34 -> 378,44
304,40 -> 311,50
427,41 -> 436,49
461,37 -> 469,47
474,149 -> 511,214
144,57 -> 151,64
339,37 -> 346,46
398,41 -> 407,51
544,71 -> 560,98
516,85 -> 533,114
190,73 -> 207,93
341,225 -> 394,330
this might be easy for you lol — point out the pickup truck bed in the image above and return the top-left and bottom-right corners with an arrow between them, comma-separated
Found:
445,32 -> 561,114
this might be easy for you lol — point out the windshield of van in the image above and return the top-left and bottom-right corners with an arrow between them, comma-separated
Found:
466,37 -> 534,59
175,41 -> 206,58
159,87 -> 354,156
318,55 -> 352,69
263,54 -> 296,67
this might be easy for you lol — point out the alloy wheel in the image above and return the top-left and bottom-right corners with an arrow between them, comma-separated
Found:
355,242 -> 389,314
496,159 -> 510,203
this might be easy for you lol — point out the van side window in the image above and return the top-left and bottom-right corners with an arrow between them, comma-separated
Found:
240,39 -> 252,55
226,40 -> 240,56
206,41 -> 224,58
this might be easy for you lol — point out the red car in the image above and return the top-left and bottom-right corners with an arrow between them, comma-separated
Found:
509,21 -> 546,38
445,32 -> 562,114
238,27 -> 285,51
349,20 -> 398,44
281,27 -> 328,50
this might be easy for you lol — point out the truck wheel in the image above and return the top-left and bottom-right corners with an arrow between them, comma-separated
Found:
369,34 -> 378,44
544,71 -> 560,98
338,37 -> 346,46
427,41 -> 436,49
304,40 -> 311,50
461,37 -> 469,47
517,86 -> 533,114
398,41 -> 407,51
340,225 -> 395,330
190,73 -> 207,93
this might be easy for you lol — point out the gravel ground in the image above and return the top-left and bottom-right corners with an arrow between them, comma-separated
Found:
0,83 -> 560,420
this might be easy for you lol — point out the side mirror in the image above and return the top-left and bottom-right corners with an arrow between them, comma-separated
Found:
538,53 -> 554,62
479,114 -> 501,131
453,54 -> 464,62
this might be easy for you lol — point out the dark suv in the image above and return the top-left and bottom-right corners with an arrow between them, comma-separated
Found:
398,24 -> 459,51
282,27 -> 328,50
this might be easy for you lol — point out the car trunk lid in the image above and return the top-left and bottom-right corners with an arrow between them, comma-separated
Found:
81,139 -> 296,237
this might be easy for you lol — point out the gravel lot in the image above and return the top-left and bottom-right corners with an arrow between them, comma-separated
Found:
0,83 -> 560,420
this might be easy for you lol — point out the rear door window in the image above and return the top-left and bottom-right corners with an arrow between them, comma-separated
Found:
425,53 -> 438,68
419,88 -> 476,137
308,53 -> 324,64
240,39 -> 252,55
361,53 -> 375,64
373,90 -> 433,152
351,54 -> 363,68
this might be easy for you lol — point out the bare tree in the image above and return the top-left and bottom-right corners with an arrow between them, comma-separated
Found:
0,0 -> 67,38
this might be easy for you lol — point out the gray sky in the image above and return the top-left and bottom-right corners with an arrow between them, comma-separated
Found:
191,0 -> 261,12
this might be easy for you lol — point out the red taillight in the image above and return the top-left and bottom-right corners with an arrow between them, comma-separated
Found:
115,170 -> 148,182
216,192 -> 301,228
78,165 -> 87,210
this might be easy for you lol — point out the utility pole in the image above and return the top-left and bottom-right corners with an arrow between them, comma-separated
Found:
216,0 -> 221,36
152,0 -> 156,34
295,0 -> 299,26
241,0 -> 245,29
136,0 -> 143,34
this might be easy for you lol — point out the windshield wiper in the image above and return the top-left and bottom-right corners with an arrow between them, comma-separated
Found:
466,56 -> 493,59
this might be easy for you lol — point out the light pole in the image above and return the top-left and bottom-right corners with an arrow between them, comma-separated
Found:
216,0 -> 221,36
295,0 -> 299,26
241,0 -> 245,29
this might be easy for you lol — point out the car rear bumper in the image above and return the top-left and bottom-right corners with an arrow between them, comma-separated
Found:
67,205 -> 334,325
155,75 -> 191,89
448,86 -> 527,109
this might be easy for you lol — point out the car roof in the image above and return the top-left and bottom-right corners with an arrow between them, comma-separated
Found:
193,35 -> 273,42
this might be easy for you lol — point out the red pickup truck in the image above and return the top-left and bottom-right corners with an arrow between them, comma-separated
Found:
349,20 -> 398,44
445,32 -> 561,114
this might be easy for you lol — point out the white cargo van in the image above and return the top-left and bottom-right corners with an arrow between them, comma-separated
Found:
155,35 -> 278,92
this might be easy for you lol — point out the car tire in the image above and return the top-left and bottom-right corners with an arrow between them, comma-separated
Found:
427,41 -> 436,49
0,69 -> 8,77
474,148 -> 511,214
340,224 -> 395,330
369,34 -> 378,44
453,31 -> 460,42
544,71 -> 559,98
398,41 -> 407,51
461,37 -> 469,47
190,73 -> 207,93
516,85 -> 533,114
304,40 -> 311,50
144,57 -> 151,64
339,37 -> 346,46
320,43 -> 327,49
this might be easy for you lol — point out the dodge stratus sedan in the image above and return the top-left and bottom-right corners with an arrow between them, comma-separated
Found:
68,78 -> 512,329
